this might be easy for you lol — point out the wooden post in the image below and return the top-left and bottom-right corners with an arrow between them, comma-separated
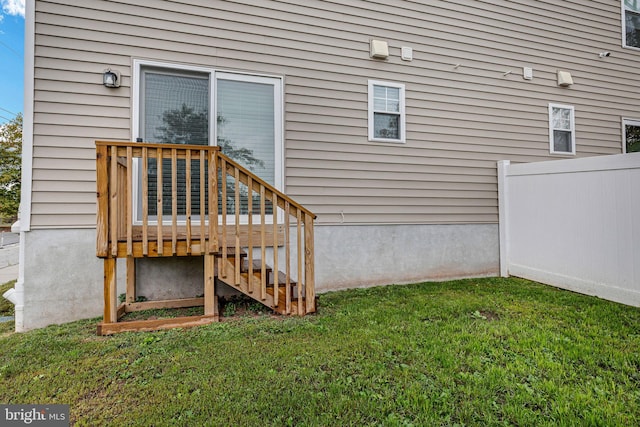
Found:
96,144 -> 109,257
247,176 -> 253,294
297,209 -> 303,315
209,149 -> 218,253
221,157 -> 227,276
126,146 -> 133,256
285,201 -> 291,314
126,256 -> 136,303
156,147 -> 164,256
272,193 -> 278,307
260,185 -> 266,301
171,148 -> 178,255
142,146 -> 149,256
109,146 -> 118,258
186,149 -> 192,254
199,150 -> 206,254
234,167 -> 241,286
304,213 -> 315,313
104,258 -> 118,323
204,254 -> 217,316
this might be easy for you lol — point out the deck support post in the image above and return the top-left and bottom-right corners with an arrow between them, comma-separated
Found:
126,256 -> 136,303
204,254 -> 217,317
103,257 -> 118,324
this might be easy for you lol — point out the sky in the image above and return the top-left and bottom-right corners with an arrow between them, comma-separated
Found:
0,0 -> 25,125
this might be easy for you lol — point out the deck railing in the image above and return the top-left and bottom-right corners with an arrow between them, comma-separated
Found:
96,141 -> 316,321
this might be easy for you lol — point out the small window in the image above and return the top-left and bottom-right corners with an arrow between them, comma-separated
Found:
623,118 -> 640,153
623,0 -> 640,49
368,80 -> 406,143
548,104 -> 576,155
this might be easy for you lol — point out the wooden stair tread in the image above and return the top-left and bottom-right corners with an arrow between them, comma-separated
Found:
269,286 -> 303,315
240,259 -> 272,274
266,285 -> 302,301
238,259 -> 297,287
216,247 -> 247,257
269,270 -> 297,287
215,251 -> 311,317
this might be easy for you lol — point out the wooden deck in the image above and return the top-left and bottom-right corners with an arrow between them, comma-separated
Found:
96,141 -> 316,335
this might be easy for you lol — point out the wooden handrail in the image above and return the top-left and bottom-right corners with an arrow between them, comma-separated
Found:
218,151 -> 316,221
216,151 -> 316,313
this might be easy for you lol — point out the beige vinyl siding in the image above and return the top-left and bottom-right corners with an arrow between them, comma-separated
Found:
31,0 -> 637,228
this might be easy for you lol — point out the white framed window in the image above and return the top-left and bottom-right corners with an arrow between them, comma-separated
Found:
548,104 -> 576,155
368,80 -> 406,143
132,60 -> 283,224
622,118 -> 640,153
623,0 -> 640,49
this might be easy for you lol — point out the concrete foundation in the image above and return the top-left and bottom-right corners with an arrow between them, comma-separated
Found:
313,223 -> 499,291
19,229 -> 121,331
17,223 -> 498,331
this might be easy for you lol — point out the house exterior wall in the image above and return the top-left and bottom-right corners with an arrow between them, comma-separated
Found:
28,0 -> 635,230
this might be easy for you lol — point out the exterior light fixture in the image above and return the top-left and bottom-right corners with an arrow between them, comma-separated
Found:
103,69 -> 121,88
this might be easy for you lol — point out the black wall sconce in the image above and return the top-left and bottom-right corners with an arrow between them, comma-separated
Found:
103,69 -> 121,88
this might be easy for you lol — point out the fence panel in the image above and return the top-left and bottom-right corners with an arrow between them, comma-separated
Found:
498,153 -> 640,306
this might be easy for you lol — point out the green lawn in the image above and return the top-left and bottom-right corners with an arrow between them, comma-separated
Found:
0,277 -> 638,426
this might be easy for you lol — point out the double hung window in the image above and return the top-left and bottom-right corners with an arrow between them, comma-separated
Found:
368,80 -> 406,143
548,104 -> 576,155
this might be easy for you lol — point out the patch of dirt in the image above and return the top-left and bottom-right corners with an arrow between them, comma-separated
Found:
479,310 -> 500,321
218,295 -> 281,321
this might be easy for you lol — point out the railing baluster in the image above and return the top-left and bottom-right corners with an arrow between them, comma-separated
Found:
234,167 -> 241,286
156,147 -> 163,256
171,148 -> 177,255
117,159 -> 126,249
186,149 -> 192,254
126,146 -> 133,257
221,157 -> 228,277
260,184 -> 266,301
209,148 -> 218,253
247,176 -> 253,294
110,146 -> 118,258
142,146 -> 149,256
199,149 -> 206,255
272,193 -> 278,307
285,201 -> 291,314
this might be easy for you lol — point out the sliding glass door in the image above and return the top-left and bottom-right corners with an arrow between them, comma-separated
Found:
135,62 -> 282,223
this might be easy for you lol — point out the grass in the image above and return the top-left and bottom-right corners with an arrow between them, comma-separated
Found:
0,280 -> 15,317
0,277 -> 639,426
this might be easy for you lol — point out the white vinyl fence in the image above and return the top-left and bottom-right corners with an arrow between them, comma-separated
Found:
498,153 -> 640,306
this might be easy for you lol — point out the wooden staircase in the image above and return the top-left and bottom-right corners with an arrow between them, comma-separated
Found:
95,141 -> 316,335
217,249 -> 307,315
